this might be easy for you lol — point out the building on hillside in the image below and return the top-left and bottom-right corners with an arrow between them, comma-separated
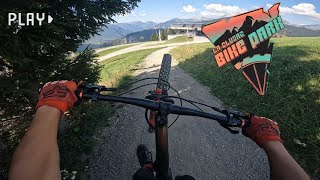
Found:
169,23 -> 203,37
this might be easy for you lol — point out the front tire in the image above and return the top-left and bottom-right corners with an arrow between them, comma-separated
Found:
157,54 -> 172,90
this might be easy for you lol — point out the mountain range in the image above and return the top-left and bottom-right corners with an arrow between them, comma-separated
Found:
83,18 -> 220,45
84,21 -> 156,44
80,18 -> 320,50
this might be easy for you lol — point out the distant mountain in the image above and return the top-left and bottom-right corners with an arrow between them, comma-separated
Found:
304,25 -> 320,30
85,25 -> 131,44
156,18 -> 319,42
78,18 -> 320,51
281,25 -> 320,37
84,21 -> 157,44
158,18 -> 198,28
125,29 -> 155,43
117,21 -> 157,32
200,17 -> 320,37
123,18 -> 218,42
158,17 -> 221,28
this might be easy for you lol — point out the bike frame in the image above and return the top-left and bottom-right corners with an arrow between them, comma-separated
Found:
154,112 -> 170,180
151,88 -> 171,180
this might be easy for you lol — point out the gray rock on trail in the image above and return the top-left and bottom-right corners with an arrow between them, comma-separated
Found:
85,46 -> 269,180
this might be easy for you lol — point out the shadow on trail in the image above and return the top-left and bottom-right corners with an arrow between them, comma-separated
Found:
176,44 -> 320,177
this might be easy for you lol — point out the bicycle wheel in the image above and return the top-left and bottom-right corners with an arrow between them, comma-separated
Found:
157,54 -> 172,90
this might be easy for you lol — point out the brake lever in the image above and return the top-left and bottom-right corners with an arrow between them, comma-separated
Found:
79,83 -> 109,101
219,109 -> 251,134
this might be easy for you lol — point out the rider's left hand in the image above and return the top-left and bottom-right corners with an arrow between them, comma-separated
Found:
36,80 -> 82,113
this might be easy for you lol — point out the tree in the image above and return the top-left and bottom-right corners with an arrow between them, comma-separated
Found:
151,32 -> 159,41
0,1 -> 140,178
0,0 -> 141,119
168,29 -> 177,35
113,38 -> 127,45
161,30 -> 168,41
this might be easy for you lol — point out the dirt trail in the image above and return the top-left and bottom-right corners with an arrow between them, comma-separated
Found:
85,47 -> 269,179
97,38 -> 209,62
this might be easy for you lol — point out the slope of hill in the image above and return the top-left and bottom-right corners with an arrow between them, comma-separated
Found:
117,21 -> 156,32
125,29 -> 155,43
304,25 -> 320,30
85,24 -> 132,44
158,18 -> 199,27
283,25 -> 320,37
85,21 -> 157,44
123,18 -> 320,43
199,18 -> 320,37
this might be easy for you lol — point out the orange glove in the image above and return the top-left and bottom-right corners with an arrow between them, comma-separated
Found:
36,80 -> 81,113
243,116 -> 282,147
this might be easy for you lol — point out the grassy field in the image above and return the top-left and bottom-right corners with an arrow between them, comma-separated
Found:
165,36 -> 194,44
59,48 -> 161,179
170,37 -> 320,177
59,101 -> 114,179
150,36 -> 194,46
99,48 -> 161,87
96,44 -> 135,57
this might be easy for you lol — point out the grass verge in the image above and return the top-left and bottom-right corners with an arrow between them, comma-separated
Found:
96,44 -> 135,57
170,37 -> 320,177
59,47 -> 162,179
59,102 -> 114,179
150,36 -> 193,46
99,48 -> 162,87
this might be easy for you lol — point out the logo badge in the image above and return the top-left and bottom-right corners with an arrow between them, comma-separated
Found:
202,3 -> 284,95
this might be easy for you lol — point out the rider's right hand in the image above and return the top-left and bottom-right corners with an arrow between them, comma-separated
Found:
242,116 -> 283,148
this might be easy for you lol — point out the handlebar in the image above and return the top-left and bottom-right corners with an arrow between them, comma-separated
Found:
81,93 -> 248,128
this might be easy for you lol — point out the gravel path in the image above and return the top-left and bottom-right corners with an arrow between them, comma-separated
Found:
85,47 -> 269,180
97,38 -> 209,62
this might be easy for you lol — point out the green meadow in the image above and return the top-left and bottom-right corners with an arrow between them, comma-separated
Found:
170,37 -> 320,177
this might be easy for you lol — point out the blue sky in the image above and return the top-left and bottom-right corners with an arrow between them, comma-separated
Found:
114,0 -> 320,25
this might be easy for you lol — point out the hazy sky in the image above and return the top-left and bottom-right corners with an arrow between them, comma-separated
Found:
114,0 -> 320,25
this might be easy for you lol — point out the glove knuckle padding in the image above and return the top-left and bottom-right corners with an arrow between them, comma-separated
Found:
244,116 -> 282,147
36,80 -> 81,113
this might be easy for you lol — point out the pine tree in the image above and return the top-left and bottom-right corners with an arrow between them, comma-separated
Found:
151,32 -> 159,41
161,30 -> 168,41
0,0 -> 141,118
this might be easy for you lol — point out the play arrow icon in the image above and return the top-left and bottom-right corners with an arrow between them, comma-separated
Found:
48,15 -> 53,24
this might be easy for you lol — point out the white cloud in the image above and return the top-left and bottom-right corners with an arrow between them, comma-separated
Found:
139,11 -> 147,17
200,4 -> 247,18
266,4 -> 272,8
130,12 -> 136,17
124,11 -> 146,17
279,3 -> 320,20
182,5 -> 197,13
